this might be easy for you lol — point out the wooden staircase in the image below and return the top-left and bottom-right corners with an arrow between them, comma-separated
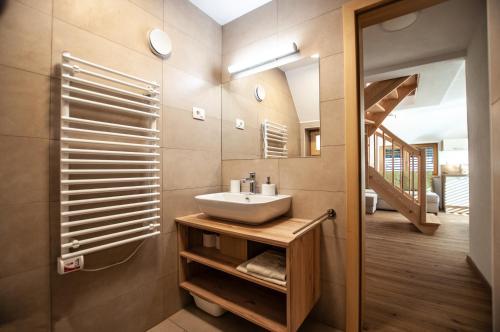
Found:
364,75 -> 440,235
365,74 -> 419,136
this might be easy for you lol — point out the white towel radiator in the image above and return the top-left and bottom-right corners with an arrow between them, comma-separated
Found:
58,52 -> 161,273
263,120 -> 288,159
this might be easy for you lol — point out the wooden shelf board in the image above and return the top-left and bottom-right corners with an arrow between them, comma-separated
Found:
180,271 -> 287,332
176,213 -> 311,247
181,247 -> 287,293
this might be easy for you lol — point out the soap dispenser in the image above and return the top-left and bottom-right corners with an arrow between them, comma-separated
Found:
261,176 -> 276,196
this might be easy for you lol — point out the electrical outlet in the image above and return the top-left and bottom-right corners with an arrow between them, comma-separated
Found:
192,107 -> 206,120
235,118 -> 245,130
58,255 -> 84,274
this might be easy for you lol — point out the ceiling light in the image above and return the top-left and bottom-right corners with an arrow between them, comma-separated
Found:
228,42 -> 300,77
380,12 -> 419,32
310,53 -> 320,59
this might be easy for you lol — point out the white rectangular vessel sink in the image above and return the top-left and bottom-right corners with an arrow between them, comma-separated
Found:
194,192 -> 292,225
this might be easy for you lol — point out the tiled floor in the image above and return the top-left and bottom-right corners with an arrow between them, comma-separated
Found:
149,305 -> 342,332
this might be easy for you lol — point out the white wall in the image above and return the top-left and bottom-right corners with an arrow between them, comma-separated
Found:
466,1 -> 491,285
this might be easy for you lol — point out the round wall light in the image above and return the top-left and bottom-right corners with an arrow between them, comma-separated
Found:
380,12 -> 419,32
148,28 -> 172,58
255,85 -> 266,102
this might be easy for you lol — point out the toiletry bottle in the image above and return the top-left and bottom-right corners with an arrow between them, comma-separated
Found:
261,176 -> 276,196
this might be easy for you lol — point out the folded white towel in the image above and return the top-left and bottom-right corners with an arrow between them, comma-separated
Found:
246,250 -> 286,281
236,260 -> 287,286
236,250 -> 286,286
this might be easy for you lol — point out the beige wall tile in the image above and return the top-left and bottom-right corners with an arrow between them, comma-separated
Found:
51,235 -> 163,319
163,24 -> 221,84
279,146 -> 345,192
16,0 -> 53,14
321,98 -> 345,146
164,107 -> 221,151
162,231 -> 178,277
277,0 -> 347,30
0,65 -> 51,138
0,202 -> 49,278
221,88 -> 260,128
222,1 -> 277,55
320,236 -> 346,285
53,0 -> 162,59
320,52 -> 344,101
311,280 -> 346,330
164,0 -> 221,54
0,1 -> 52,75
163,149 -> 221,190
162,186 -> 220,234
52,19 -> 162,83
130,0 -> 164,20
278,9 -> 343,58
163,272 -> 190,318
0,267 -> 50,332
53,277 -> 164,332
279,189 -> 346,238
163,64 -> 221,119
0,136 -> 49,204
222,121 -> 260,160
488,0 -> 500,104
222,159 -> 279,190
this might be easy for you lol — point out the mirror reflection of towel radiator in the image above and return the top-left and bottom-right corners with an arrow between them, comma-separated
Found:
263,120 -> 288,159
58,52 -> 161,273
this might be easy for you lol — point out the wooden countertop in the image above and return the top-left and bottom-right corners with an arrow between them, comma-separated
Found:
175,213 -> 312,247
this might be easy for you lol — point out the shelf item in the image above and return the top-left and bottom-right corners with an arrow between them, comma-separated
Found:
176,214 -> 321,332
263,120 -> 288,159
58,52 -> 160,269
180,270 -> 287,332
180,247 -> 287,293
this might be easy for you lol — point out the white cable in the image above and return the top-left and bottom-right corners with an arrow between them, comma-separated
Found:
82,240 -> 145,272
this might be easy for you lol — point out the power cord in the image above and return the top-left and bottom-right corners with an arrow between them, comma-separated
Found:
81,240 -> 145,272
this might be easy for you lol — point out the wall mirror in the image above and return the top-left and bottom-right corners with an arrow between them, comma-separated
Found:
222,57 -> 320,160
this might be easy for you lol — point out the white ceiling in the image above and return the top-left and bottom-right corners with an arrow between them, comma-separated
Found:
366,59 -> 466,110
189,0 -> 271,25
363,0 -> 482,73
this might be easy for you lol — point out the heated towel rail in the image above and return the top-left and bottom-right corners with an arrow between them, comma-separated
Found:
263,120 -> 288,159
59,52 -> 161,272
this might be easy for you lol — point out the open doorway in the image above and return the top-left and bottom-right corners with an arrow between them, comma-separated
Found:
358,0 -> 492,330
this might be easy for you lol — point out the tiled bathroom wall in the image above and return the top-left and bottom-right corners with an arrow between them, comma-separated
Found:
1,0 -> 351,330
222,68 -> 301,159
0,0 -> 221,331
221,0 -> 348,329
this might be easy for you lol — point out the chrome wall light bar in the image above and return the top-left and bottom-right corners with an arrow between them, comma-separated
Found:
228,42 -> 300,77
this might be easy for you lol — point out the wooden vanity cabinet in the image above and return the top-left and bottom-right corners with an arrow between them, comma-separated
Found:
175,213 -> 320,332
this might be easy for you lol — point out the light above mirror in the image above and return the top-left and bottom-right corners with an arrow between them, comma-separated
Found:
227,42 -> 300,78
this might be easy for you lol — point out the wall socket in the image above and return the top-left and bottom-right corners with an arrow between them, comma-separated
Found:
58,255 -> 84,274
235,118 -> 245,130
192,107 -> 206,120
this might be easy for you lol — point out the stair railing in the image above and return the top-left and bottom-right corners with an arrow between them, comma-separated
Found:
366,125 -> 426,218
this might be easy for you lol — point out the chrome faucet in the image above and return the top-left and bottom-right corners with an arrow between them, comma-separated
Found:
242,172 -> 257,194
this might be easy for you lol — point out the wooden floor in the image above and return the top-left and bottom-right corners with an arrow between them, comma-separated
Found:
363,211 -> 492,332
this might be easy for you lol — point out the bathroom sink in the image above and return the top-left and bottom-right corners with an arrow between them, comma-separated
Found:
194,192 -> 292,225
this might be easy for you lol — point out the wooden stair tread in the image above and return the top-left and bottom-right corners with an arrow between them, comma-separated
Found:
366,103 -> 385,113
423,213 -> 441,226
365,119 -> 375,124
387,89 -> 399,99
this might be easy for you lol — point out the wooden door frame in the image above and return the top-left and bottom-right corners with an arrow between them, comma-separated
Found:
342,0 -> 448,330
